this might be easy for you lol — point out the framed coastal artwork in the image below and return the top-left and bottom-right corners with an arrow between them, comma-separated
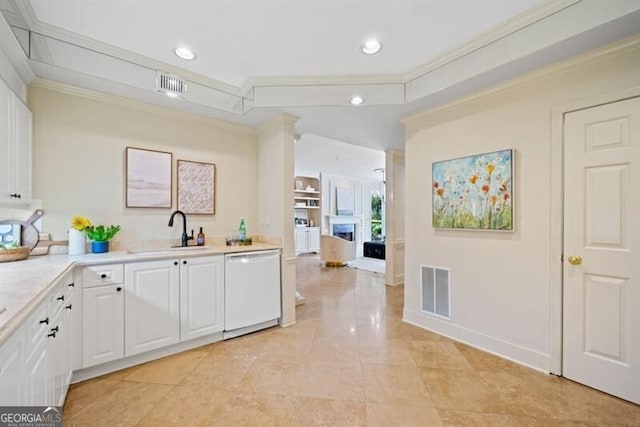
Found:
177,160 -> 216,214
125,147 -> 172,208
432,149 -> 513,231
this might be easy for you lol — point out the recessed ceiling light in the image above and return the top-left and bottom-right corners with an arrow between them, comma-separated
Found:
174,46 -> 196,61
361,39 -> 381,55
350,96 -> 364,105
165,92 -> 179,98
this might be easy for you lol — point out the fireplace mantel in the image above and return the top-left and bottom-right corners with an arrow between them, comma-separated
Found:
327,215 -> 361,225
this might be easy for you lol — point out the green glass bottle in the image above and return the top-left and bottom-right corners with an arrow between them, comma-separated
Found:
239,218 -> 247,241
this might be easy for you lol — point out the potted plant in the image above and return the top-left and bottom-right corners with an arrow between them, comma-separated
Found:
85,224 -> 121,253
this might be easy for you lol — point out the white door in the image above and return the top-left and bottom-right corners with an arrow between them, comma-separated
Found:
82,284 -> 124,368
563,97 -> 640,404
125,260 -> 180,356
0,79 -> 13,200
180,256 -> 224,340
13,98 -> 32,201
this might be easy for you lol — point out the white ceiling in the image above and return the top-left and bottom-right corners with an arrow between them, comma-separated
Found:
2,0 -> 640,151
25,0 -> 543,87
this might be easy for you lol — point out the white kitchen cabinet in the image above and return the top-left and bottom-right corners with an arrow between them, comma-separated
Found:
0,329 -> 26,405
124,260 -> 180,356
0,77 -> 32,204
19,270 -> 75,406
308,227 -> 320,252
47,274 -> 74,406
82,284 -> 124,368
294,228 -> 308,254
295,227 -> 320,254
25,331 -> 49,406
49,308 -> 65,406
23,297 -> 50,406
180,255 -> 224,341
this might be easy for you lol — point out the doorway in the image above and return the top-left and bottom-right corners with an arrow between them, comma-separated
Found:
561,96 -> 639,404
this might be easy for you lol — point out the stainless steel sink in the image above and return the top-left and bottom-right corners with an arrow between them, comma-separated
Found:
127,246 -> 208,255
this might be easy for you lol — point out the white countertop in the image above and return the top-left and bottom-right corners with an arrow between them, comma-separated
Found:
0,242 -> 280,346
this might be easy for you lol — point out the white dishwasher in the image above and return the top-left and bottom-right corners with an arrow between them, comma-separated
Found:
224,249 -> 281,339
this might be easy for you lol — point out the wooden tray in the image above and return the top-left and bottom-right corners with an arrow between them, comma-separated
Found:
0,246 -> 30,262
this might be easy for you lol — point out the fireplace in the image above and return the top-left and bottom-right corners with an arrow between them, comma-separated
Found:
332,224 -> 355,241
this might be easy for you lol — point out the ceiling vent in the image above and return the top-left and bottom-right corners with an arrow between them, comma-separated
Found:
156,71 -> 187,97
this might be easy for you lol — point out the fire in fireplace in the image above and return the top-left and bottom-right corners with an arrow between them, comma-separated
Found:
332,224 -> 355,241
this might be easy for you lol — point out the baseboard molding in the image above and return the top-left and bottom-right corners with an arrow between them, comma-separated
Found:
403,309 -> 551,373
386,275 -> 404,287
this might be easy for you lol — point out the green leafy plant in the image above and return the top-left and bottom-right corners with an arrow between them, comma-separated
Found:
85,225 -> 121,242
0,241 -> 20,250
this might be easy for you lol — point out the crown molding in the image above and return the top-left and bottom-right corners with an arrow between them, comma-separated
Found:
0,4 -> 34,86
11,0 -> 580,107
7,0 -> 639,122
245,73 -> 406,91
404,0 -> 581,82
402,33 -> 640,127
12,1 -> 241,97
29,77 -> 258,136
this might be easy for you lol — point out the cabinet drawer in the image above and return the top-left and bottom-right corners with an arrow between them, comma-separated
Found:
82,264 -> 124,287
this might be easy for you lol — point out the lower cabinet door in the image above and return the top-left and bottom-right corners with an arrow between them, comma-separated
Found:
25,336 -> 48,406
125,260 -> 180,356
295,228 -> 309,253
0,331 -> 27,405
180,256 -> 224,341
49,309 -> 65,406
308,227 -> 320,252
82,284 -> 124,368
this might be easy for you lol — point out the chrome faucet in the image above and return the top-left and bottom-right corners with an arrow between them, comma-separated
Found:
168,210 -> 193,247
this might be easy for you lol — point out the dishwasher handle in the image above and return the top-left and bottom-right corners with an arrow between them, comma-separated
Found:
225,250 -> 280,262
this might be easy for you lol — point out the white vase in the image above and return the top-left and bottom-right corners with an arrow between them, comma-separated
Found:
68,228 -> 86,255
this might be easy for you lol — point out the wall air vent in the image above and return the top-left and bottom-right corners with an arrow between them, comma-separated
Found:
421,265 -> 451,319
156,71 -> 187,97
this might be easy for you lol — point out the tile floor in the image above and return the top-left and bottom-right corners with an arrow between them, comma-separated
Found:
63,254 -> 640,426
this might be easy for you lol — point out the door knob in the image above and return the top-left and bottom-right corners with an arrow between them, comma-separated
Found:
568,255 -> 582,266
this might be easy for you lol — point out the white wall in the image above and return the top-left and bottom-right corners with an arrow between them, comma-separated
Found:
28,82 -> 259,247
295,133 -> 384,180
402,37 -> 640,371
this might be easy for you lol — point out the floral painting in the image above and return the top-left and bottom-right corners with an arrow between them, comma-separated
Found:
432,149 -> 513,230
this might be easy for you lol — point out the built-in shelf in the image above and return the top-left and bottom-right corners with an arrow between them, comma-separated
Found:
294,175 -> 321,228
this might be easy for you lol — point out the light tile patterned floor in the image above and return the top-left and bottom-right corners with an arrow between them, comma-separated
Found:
63,254 -> 640,426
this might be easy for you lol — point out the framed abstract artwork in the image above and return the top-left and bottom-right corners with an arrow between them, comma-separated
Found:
177,160 -> 216,214
432,149 -> 513,230
336,186 -> 355,216
125,147 -> 172,208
